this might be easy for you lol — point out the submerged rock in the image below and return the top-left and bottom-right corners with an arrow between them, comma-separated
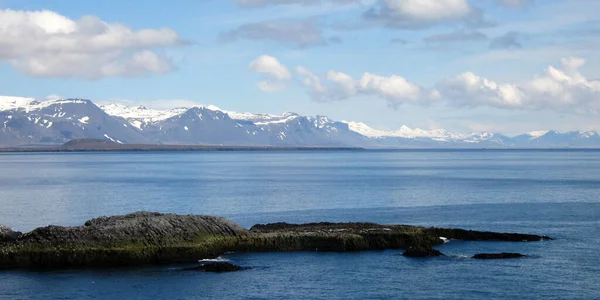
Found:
183,262 -> 245,272
402,247 -> 445,257
472,253 -> 526,259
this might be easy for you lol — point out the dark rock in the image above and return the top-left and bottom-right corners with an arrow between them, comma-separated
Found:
426,228 -> 551,242
0,225 -> 21,242
472,253 -> 526,259
0,212 -> 248,269
0,212 -> 549,270
183,262 -> 245,272
402,246 -> 445,257
25,212 -> 247,246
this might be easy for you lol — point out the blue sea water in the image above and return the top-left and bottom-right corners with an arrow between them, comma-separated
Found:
0,150 -> 599,299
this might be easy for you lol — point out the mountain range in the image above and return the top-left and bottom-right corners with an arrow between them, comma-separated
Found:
1,96 -> 599,148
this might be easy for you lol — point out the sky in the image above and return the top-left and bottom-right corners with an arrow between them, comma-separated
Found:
0,0 -> 599,135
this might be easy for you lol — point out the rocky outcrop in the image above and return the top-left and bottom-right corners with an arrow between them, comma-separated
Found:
0,212 -> 247,269
0,213 -> 550,269
245,222 -> 440,252
0,225 -> 21,242
425,228 -> 552,242
472,253 -> 526,259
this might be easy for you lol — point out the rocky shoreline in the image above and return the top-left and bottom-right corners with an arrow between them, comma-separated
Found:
0,212 -> 551,270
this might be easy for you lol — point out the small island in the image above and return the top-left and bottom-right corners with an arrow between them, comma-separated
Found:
0,212 -> 551,270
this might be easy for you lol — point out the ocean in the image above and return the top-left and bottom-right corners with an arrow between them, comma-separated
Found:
0,150 -> 599,299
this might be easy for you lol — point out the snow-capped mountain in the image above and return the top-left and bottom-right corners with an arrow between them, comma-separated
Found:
0,96 -> 38,111
342,121 -> 516,147
513,130 -> 600,148
101,103 -> 368,147
100,103 -> 187,130
343,121 -> 468,141
1,96 -> 599,148
0,98 -> 149,146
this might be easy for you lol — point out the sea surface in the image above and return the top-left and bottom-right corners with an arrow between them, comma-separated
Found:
0,150 -> 599,300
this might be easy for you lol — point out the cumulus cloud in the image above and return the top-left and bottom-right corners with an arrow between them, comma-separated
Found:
438,57 -> 600,111
363,0 -> 476,29
221,19 -> 329,48
437,72 -> 524,108
524,57 -> 600,110
250,55 -> 435,106
297,65 -> 433,107
252,55 -> 600,112
249,55 -> 292,92
0,9 -> 183,79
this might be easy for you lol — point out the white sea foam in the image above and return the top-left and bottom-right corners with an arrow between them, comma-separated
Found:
198,256 -> 230,263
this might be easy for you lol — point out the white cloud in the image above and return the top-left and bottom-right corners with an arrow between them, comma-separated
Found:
254,55 -> 600,112
525,58 -> 600,110
327,70 -> 358,95
44,94 -> 62,101
296,66 -> 327,93
297,66 -> 428,107
249,55 -> 292,79
438,72 -> 525,108
357,72 -> 422,103
364,0 -> 475,28
438,57 -> 600,111
0,9 -> 182,79
249,55 -> 292,92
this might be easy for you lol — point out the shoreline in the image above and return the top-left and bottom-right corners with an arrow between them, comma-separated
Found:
0,146 -> 364,153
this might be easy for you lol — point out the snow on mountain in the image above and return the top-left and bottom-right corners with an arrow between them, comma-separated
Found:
342,121 -> 468,141
1,98 -> 600,148
100,102 -> 490,145
0,96 -> 38,111
202,105 -> 301,125
99,104 -> 187,129
1,99 -> 149,146
100,103 -> 365,146
527,131 -> 549,138
140,106 -> 268,145
578,131 -> 599,139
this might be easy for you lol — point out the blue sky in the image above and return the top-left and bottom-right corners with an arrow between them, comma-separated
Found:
1,0 -> 599,135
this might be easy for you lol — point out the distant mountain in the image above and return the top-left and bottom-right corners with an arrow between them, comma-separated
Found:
0,98 -> 149,146
100,104 -> 369,147
1,96 -> 599,148
513,130 -> 600,148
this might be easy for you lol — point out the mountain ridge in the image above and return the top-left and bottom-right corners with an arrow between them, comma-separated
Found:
1,96 -> 599,148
